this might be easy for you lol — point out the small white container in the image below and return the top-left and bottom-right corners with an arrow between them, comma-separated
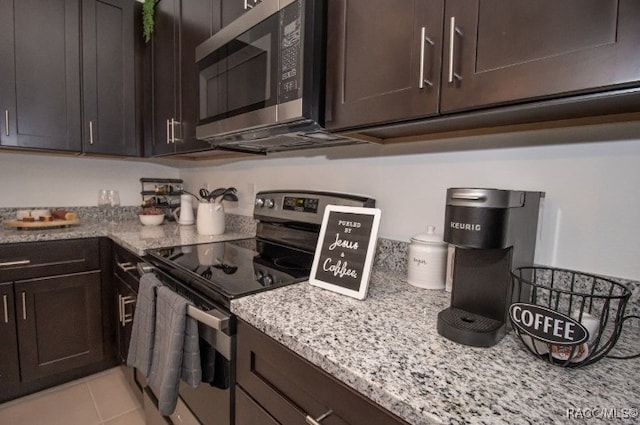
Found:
407,226 -> 447,289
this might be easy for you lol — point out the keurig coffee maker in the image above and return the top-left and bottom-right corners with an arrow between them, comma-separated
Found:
437,188 -> 545,347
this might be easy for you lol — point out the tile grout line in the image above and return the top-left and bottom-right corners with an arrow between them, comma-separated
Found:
86,382 -> 106,425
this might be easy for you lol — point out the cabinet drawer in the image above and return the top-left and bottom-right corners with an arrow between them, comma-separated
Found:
113,244 -> 141,291
237,320 -> 409,425
0,239 -> 100,282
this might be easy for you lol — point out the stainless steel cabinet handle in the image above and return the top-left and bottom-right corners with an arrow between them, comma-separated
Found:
117,261 -> 137,272
4,110 -> 8,136
448,16 -> 463,83
166,119 -> 171,144
3,294 -> 8,324
89,120 -> 94,145
419,27 -> 435,89
21,291 -> 26,321
122,296 -> 136,325
305,410 -> 333,425
170,118 -> 181,143
0,259 -> 31,267
118,294 -> 124,325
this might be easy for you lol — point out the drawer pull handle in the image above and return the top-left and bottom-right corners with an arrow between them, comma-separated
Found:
305,409 -> 333,425
0,259 -> 31,267
21,291 -> 27,321
117,261 -> 137,272
3,294 -> 8,324
122,296 -> 136,325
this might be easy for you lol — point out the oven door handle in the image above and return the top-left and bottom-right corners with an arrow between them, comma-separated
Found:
137,262 -> 231,334
187,305 -> 230,334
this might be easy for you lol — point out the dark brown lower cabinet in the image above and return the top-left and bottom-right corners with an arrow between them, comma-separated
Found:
0,238 -> 116,402
15,271 -> 104,382
236,320 -> 410,425
0,282 -> 20,388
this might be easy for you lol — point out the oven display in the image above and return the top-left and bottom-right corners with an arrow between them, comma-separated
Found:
283,196 -> 318,213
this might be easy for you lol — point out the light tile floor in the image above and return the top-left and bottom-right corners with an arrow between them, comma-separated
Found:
0,367 -> 144,425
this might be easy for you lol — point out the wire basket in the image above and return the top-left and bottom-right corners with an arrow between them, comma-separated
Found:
510,267 -> 639,368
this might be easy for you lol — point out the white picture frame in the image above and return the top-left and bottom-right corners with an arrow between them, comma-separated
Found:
309,205 -> 382,300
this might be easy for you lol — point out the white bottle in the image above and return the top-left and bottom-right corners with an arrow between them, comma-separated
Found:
407,226 -> 447,290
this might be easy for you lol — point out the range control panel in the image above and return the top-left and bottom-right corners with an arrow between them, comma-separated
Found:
254,191 -> 375,225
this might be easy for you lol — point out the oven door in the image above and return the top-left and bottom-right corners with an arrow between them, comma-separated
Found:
177,317 -> 233,425
139,265 -> 235,425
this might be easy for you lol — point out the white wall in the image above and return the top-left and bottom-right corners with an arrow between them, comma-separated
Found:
179,126 -> 640,280
1,123 -> 638,281
0,152 -> 178,207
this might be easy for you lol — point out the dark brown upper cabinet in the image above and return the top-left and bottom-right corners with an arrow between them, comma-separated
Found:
0,0 -> 82,151
220,0 -> 252,28
82,0 -> 139,156
0,0 -> 139,156
326,0 -> 640,133
325,0 -> 444,131
440,0 -> 640,113
147,0 -> 215,156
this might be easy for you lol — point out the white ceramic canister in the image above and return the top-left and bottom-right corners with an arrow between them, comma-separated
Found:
407,225 -> 447,289
196,201 -> 225,236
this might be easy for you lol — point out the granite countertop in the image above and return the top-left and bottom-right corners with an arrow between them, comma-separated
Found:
4,213 -> 639,424
231,270 -> 640,425
0,219 -> 254,255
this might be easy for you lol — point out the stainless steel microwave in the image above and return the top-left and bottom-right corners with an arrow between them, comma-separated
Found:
195,0 -> 362,154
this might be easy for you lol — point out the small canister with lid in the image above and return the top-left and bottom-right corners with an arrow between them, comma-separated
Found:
407,225 -> 447,289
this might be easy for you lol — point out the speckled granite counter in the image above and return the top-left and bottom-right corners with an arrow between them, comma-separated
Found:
231,270 -> 640,425
0,219 -> 254,255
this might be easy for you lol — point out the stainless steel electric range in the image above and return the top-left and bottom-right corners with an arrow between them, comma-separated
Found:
142,190 -> 375,425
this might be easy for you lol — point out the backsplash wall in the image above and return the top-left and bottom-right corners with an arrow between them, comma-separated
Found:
0,152 -> 178,208
1,125 -> 639,280
180,134 -> 640,281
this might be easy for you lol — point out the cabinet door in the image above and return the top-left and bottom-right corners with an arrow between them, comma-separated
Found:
175,0 -> 215,153
0,0 -> 82,151
441,0 -> 640,113
150,0 -> 179,156
82,0 -> 138,156
220,0 -> 246,28
15,271 -> 104,382
325,0 -> 443,131
0,283 -> 20,390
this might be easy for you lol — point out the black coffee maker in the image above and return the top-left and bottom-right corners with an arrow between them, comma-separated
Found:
437,188 -> 545,347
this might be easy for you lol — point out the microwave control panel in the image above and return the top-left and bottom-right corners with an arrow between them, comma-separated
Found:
279,0 -> 303,102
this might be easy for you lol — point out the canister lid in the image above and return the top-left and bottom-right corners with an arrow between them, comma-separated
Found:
410,225 -> 445,244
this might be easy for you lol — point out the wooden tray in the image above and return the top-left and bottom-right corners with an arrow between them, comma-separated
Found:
3,219 -> 81,230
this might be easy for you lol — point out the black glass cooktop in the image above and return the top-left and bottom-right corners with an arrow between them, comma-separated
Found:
146,239 -> 314,302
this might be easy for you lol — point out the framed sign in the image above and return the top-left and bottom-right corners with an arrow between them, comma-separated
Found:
309,205 -> 381,300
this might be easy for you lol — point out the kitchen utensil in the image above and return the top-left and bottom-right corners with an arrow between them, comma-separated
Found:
407,226 -> 447,289
196,200 -> 225,235
173,194 -> 195,225
510,267 -> 639,368
208,188 -> 226,200
199,188 -> 210,201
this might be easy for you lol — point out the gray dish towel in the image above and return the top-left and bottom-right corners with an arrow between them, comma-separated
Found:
147,285 -> 202,416
126,273 -> 162,376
